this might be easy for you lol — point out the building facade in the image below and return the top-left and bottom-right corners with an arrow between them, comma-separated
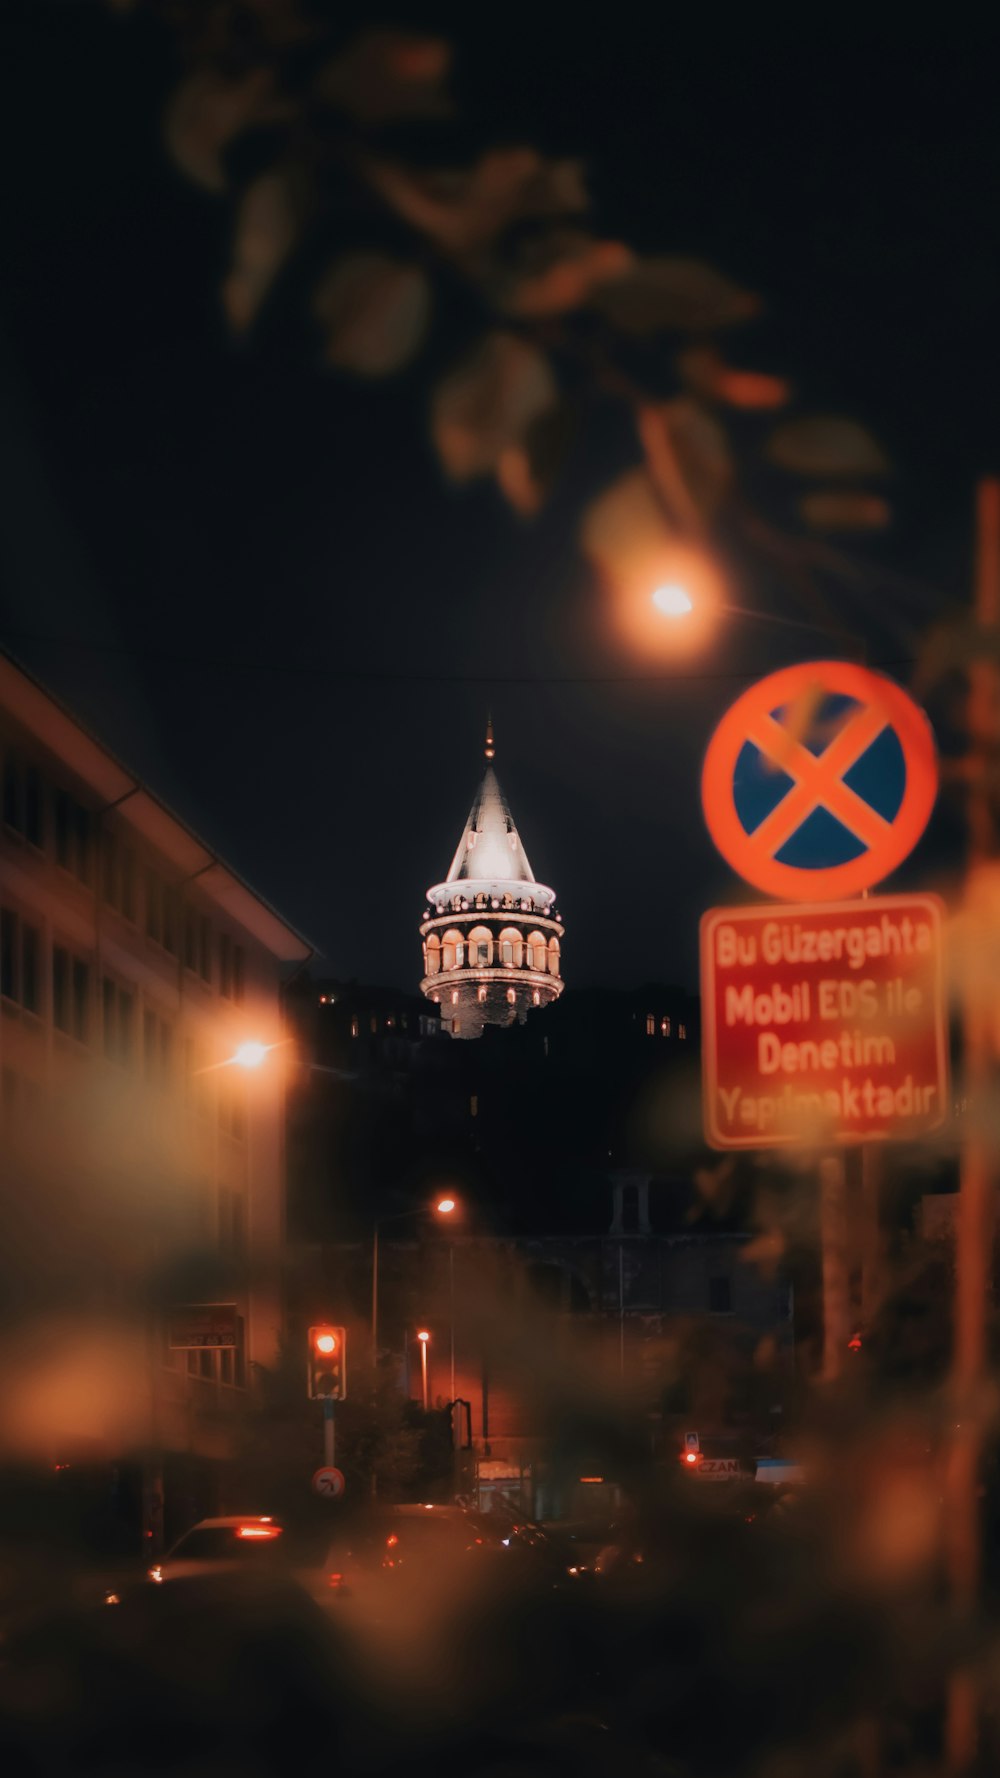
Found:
0,651 -> 310,1548
419,724 -> 564,1040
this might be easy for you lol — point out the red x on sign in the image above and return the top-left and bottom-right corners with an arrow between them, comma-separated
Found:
701,661 -> 938,901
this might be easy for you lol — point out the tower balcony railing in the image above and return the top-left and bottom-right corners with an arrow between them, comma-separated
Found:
419,963 -> 563,1001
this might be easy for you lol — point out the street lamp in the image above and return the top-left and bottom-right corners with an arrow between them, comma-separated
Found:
416,1329 -> 430,1411
371,1196 -> 457,1376
651,583 -> 694,618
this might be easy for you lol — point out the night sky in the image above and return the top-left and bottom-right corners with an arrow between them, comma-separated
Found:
2,8 -> 997,988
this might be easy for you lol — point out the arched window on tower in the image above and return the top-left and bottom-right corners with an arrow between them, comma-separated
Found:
498,927 -> 523,968
468,925 -> 493,967
442,929 -> 465,971
547,936 -> 561,977
527,931 -> 547,972
425,934 -> 441,976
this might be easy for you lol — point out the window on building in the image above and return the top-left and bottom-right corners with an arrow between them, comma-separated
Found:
499,928 -> 523,968
53,946 -> 90,1042
0,908 -> 37,1011
102,977 -> 135,1065
101,833 -> 138,917
120,846 -> 136,920
661,1017 -> 671,1037
350,1015 -> 359,1038
506,988 -> 516,1004
646,1014 -> 655,1036
709,1276 -> 732,1314
102,832 -> 118,906
146,870 -> 162,945
143,1008 -> 174,1085
442,930 -> 464,970
547,937 -> 560,976
2,757 -> 19,830
198,915 -> 212,982
0,909 -> 15,1000
183,907 -> 198,972
54,790 -> 92,882
219,1189 -> 247,1257
477,985 -> 487,1003
219,1078 -> 247,1141
218,934 -> 245,1001
424,934 -> 441,976
2,756 -> 42,846
678,1023 -> 687,1040
468,925 -> 493,967
162,886 -> 177,955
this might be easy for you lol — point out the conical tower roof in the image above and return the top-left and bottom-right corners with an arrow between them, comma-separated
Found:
425,719 -> 555,912
445,763 -> 535,885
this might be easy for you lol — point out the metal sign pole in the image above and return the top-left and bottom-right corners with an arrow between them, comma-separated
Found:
323,1398 -> 335,1468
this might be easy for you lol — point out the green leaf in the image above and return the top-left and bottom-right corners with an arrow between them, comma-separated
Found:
222,174 -> 297,332
363,150 -> 587,256
799,491 -> 891,531
678,346 -> 790,409
317,30 -> 453,123
495,401 -> 577,514
165,68 -> 283,193
497,232 -> 635,317
767,416 -> 889,478
658,397 -> 732,519
431,333 -> 557,480
590,256 -> 758,333
313,255 -> 431,376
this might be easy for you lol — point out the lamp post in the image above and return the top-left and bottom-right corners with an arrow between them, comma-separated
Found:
416,1330 -> 430,1411
371,1196 -> 457,1378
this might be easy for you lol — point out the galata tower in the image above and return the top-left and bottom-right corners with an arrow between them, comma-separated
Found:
419,722 -> 565,1039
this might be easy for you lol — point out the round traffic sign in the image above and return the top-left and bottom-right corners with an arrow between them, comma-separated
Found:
701,660 -> 938,901
311,1465 -> 345,1500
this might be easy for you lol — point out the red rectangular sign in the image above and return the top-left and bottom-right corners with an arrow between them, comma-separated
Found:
700,895 -> 948,1149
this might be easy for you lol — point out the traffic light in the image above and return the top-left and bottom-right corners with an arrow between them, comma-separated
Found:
308,1325 -> 346,1400
681,1430 -> 701,1467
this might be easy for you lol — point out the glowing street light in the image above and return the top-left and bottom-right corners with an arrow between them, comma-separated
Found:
230,1040 -> 273,1069
416,1329 -> 431,1410
436,1197 -> 456,1214
651,583 -> 694,618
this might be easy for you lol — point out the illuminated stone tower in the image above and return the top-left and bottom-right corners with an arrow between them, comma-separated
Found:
419,722 -> 565,1040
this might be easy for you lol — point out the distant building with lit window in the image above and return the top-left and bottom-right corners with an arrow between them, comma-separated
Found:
419,723 -> 564,1039
0,649 -> 311,1549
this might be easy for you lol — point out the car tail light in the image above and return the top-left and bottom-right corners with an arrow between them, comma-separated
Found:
327,1571 -> 345,1588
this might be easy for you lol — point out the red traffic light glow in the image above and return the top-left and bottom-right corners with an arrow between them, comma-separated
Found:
684,1450 -> 700,1465
314,1331 -> 337,1354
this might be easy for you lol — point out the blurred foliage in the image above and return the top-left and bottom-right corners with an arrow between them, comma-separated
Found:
111,3 -> 892,606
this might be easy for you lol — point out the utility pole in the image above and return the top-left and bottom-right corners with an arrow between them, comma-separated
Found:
820,1155 -> 850,1380
946,477 -> 1000,1774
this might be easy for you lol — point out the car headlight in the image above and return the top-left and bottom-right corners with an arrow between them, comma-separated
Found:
147,1566 -> 163,1584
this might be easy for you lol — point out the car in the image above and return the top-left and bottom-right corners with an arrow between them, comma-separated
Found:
144,1515 -> 286,1587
